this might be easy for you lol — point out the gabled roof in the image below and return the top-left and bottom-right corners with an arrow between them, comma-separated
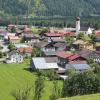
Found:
24,34 -> 38,39
54,42 -> 67,48
44,33 -> 64,37
9,50 -> 23,56
9,36 -> 20,40
57,51 -> 73,59
68,54 -> 81,61
79,49 -> 92,58
64,32 -> 76,36
24,28 -> 32,33
18,48 -> 32,53
79,49 -> 100,59
31,57 -> 58,70
44,32 -> 75,37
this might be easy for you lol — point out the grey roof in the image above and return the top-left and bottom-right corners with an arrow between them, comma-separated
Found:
9,50 -> 23,56
50,38 -> 65,42
34,42 -> 48,48
66,64 -> 91,70
54,42 -> 67,48
80,27 -> 89,32
32,57 -> 58,70
79,49 -> 92,58
79,49 -> 100,59
45,57 -> 58,63
24,34 -> 38,39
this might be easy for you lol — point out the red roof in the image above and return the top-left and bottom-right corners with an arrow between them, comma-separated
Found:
24,28 -> 32,33
96,32 -> 100,36
68,61 -> 87,64
57,51 -> 73,59
44,32 -> 75,37
18,48 -> 32,53
68,54 -> 81,61
25,48 -> 33,53
18,48 -> 24,53
64,32 -> 76,36
44,33 -> 64,37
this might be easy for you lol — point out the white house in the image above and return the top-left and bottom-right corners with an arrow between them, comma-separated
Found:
7,51 -> 23,63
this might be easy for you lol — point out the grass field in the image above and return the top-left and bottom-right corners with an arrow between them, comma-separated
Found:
0,60 -> 60,100
59,94 -> 100,100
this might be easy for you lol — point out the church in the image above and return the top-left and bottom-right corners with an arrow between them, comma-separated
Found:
75,17 -> 94,35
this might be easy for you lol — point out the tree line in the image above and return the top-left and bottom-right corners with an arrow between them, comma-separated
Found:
0,0 -> 100,17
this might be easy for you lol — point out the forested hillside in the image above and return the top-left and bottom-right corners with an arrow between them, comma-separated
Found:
0,0 -> 100,17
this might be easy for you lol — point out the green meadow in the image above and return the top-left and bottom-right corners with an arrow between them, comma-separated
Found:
59,93 -> 100,100
0,60 -> 60,100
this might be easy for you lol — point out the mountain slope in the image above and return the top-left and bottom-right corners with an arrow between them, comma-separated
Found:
0,0 -> 100,17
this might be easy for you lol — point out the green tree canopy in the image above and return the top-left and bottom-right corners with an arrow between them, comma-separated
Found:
62,71 -> 100,97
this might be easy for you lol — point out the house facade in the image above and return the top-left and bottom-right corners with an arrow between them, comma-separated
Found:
7,51 -> 23,63
41,42 -> 67,56
8,36 -> 21,44
73,40 -> 93,50
18,47 -> 33,57
24,34 -> 39,43
57,51 -> 86,67
79,49 -> 100,64
43,33 -> 65,42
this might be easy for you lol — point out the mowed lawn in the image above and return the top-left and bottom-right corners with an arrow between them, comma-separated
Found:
0,60 -> 59,100
59,93 -> 100,100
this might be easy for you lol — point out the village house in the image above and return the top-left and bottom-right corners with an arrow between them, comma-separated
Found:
72,40 -> 93,50
57,51 -> 73,66
8,36 -> 21,44
56,51 -> 91,73
7,24 -> 17,32
18,47 -> 33,57
37,42 -> 68,56
79,49 -> 100,64
6,51 -> 23,63
23,34 -> 39,43
66,61 -> 91,73
43,32 -> 75,42
23,27 -> 33,33
16,27 -> 33,37
43,32 -> 65,42
30,57 -> 58,70
14,44 -> 32,57
57,51 -> 86,67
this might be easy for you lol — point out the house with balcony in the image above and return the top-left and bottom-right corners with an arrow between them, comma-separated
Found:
40,42 -> 68,56
57,51 -> 86,67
